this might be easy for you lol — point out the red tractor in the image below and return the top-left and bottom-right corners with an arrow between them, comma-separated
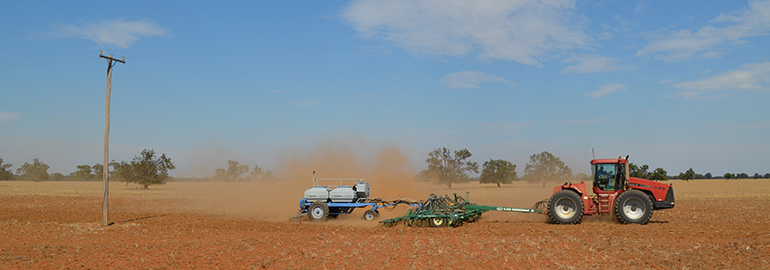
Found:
547,156 -> 675,224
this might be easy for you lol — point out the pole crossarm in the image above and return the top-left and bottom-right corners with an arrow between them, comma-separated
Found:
99,51 -> 126,64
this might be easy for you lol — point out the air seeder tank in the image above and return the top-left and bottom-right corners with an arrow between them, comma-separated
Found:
303,178 -> 369,203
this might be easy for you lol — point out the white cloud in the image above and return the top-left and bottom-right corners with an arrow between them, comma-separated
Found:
658,78 -> 677,84
637,0 -> 770,62
441,71 -> 515,89
52,19 -> 168,48
342,0 -> 588,65
674,61 -> 770,98
588,83 -> 626,99
634,0 -> 649,14
0,112 -> 20,124
295,100 -> 321,107
562,54 -> 629,73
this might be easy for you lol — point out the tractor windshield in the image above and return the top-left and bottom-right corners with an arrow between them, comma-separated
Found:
594,163 -> 620,191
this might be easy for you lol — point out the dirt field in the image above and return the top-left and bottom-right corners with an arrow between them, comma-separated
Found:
1,179 -> 769,269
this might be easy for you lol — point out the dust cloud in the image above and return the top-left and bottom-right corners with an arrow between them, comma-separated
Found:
180,142 -> 432,222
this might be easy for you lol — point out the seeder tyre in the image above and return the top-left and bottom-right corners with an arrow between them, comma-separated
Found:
363,210 -> 377,221
548,190 -> 584,224
308,201 -> 329,221
429,217 -> 446,227
615,190 -> 653,224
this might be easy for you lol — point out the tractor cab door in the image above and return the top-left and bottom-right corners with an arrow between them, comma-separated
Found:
593,163 -> 622,192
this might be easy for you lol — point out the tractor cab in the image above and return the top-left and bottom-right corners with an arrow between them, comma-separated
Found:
591,156 -> 629,194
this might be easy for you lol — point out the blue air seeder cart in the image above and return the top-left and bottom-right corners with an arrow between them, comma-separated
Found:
293,175 -> 420,221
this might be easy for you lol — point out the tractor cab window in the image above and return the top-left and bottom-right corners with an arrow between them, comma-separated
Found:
594,163 -> 619,191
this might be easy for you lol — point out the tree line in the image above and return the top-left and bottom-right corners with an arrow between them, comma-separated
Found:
0,149 -> 175,189
2,148 -> 767,188
416,148 -> 578,188
0,150 -> 274,189
415,147 -> 770,188
205,160 -> 274,182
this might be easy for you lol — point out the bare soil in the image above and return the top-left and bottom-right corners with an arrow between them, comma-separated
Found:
1,179 -> 769,269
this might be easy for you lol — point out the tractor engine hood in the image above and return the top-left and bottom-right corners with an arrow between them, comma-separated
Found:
627,177 -> 675,210
628,177 -> 668,189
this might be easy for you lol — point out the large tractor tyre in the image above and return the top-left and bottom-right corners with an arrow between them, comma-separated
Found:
548,190 -> 585,224
363,210 -> 378,221
308,201 -> 329,221
429,217 -> 446,227
615,190 -> 653,224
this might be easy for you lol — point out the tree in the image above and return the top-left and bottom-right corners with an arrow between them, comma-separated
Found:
703,172 -> 713,179
737,173 -> 749,179
69,164 -> 96,180
117,149 -> 175,189
752,173 -> 761,179
16,158 -> 50,181
92,163 -> 104,179
648,168 -> 668,181
50,173 -> 67,181
422,147 -> 479,189
724,172 -> 735,180
678,168 -> 695,181
479,159 -> 517,187
109,160 -> 132,185
227,160 -> 249,181
523,151 -> 572,187
213,160 -> 249,181
764,173 -> 770,179
250,164 -> 273,181
629,163 -> 650,179
0,158 -> 13,180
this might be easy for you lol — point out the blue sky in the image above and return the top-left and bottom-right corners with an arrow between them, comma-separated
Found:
1,0 -> 768,177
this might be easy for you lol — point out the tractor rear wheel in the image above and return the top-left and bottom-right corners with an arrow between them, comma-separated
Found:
308,201 -> 329,221
548,190 -> 584,224
615,190 -> 653,224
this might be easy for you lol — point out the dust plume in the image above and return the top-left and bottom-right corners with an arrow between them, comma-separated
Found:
182,142 -> 432,222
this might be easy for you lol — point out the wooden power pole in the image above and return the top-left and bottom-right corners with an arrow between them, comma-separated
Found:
100,51 -> 125,226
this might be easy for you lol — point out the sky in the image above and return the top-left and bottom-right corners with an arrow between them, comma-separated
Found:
1,0 -> 769,178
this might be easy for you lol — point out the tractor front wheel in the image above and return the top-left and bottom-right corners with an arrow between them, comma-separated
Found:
308,201 -> 329,221
548,190 -> 584,224
615,190 -> 653,224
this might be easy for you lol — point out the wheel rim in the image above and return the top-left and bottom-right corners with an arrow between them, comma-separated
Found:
311,207 -> 324,219
622,197 -> 646,220
365,212 -> 374,220
432,218 -> 444,226
554,197 -> 577,219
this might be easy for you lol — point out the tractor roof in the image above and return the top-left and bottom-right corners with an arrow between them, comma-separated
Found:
591,157 -> 627,164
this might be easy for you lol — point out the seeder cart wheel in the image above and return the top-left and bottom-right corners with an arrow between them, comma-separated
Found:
429,217 -> 446,227
363,210 -> 377,221
308,201 -> 329,221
